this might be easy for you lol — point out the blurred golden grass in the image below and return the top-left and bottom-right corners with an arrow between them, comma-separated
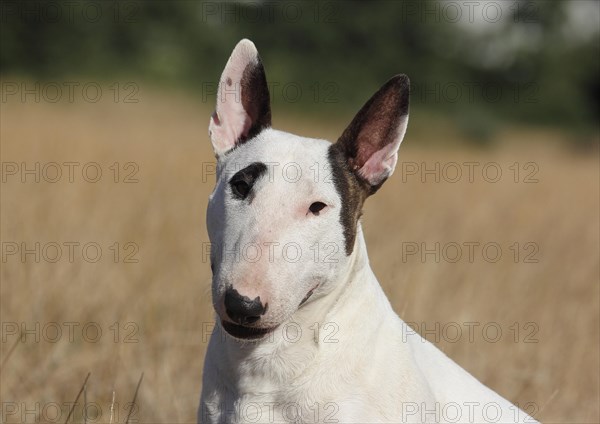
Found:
0,87 -> 598,423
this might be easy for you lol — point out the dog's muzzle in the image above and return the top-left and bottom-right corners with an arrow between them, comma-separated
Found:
219,284 -> 320,341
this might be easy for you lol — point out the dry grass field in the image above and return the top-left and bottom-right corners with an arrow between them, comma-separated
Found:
1,86 -> 598,423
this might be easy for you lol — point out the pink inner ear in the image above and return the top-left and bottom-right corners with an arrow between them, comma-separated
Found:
359,143 -> 399,186
357,116 -> 408,186
209,105 -> 252,154
209,40 -> 259,155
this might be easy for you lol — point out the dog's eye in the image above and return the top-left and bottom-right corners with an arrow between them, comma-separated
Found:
309,202 -> 327,215
229,162 -> 267,200
231,180 -> 251,199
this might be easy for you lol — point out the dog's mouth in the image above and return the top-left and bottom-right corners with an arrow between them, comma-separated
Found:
299,284 -> 319,307
220,320 -> 277,341
219,284 -> 320,341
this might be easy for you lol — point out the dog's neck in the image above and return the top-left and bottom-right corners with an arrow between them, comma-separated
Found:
209,224 -> 394,394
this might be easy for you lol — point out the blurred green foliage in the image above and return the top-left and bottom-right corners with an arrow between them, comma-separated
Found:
1,0 -> 598,143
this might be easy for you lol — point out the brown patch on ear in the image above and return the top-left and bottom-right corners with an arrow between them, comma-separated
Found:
240,57 -> 272,142
336,75 -> 409,194
328,144 -> 369,255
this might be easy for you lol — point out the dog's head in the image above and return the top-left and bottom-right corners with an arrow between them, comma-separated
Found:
206,39 -> 409,340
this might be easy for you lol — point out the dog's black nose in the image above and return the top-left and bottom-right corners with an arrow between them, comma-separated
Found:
224,288 -> 267,325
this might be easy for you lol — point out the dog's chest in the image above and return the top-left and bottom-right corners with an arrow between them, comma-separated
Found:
199,325 -> 420,424
200,374 -> 381,424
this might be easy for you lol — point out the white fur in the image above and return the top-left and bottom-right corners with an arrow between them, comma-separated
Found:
199,40 -> 538,424
199,131 -> 537,424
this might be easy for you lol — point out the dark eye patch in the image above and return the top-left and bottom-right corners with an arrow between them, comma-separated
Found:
229,162 -> 267,200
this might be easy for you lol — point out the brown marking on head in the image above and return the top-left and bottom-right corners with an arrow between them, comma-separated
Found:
330,74 -> 410,254
327,144 -> 368,255
240,58 -> 272,142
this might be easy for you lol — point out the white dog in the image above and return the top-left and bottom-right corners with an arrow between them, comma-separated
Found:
198,39 -> 538,424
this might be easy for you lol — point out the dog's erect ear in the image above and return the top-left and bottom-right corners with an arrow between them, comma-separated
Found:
209,39 -> 272,157
335,75 -> 409,193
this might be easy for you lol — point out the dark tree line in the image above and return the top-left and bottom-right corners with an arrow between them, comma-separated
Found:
1,0 -> 598,143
